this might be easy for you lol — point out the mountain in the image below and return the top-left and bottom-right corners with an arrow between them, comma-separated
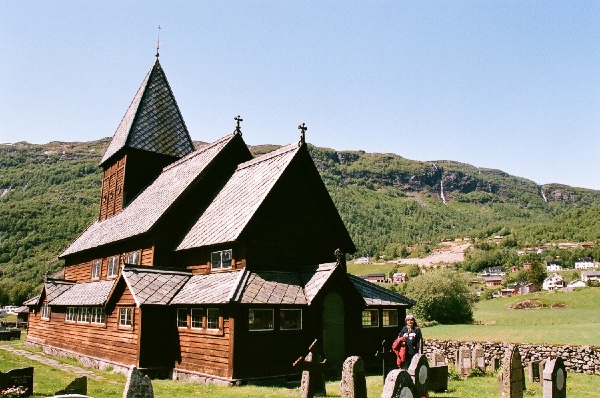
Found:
1,139 -> 599,286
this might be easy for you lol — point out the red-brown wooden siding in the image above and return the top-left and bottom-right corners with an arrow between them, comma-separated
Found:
99,156 -> 126,221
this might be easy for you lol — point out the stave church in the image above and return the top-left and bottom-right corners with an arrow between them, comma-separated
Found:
25,55 -> 414,383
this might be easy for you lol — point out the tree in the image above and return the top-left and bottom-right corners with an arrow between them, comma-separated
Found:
404,269 -> 475,324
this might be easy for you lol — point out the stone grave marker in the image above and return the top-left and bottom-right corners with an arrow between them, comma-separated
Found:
407,354 -> 429,398
457,345 -> 472,376
528,360 -> 541,383
380,369 -> 417,398
543,357 -> 566,398
293,339 -> 327,398
428,364 -> 448,393
427,351 -> 446,367
472,344 -> 486,372
0,367 -> 33,397
497,345 -> 526,398
538,360 -> 547,386
488,356 -> 501,373
339,356 -> 367,398
55,376 -> 87,396
123,366 -> 154,398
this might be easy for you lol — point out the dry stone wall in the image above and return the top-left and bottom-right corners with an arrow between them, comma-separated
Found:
423,339 -> 599,375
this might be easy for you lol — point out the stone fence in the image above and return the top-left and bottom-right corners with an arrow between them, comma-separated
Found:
423,339 -> 600,375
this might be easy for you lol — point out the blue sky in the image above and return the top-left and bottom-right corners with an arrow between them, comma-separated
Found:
2,1 -> 599,190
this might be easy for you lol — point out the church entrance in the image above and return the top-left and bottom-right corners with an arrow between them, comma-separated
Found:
322,292 -> 345,363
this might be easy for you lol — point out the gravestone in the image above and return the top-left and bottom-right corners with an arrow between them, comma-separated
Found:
528,361 -> 541,383
380,369 -> 417,398
471,344 -> 486,372
123,366 -> 154,398
543,357 -> 566,398
339,356 -> 367,398
407,354 -> 429,398
55,376 -> 87,396
293,340 -> 327,398
457,345 -> 472,376
427,351 -> 446,367
538,360 -> 547,386
0,367 -> 33,397
497,345 -> 526,398
488,356 -> 501,373
428,365 -> 448,393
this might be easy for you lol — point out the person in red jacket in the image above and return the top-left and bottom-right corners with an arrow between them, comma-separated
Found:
392,335 -> 406,368
398,314 -> 422,370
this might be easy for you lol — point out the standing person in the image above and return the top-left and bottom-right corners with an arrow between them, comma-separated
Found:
399,314 -> 422,370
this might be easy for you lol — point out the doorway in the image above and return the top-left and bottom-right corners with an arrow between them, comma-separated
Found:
322,292 -> 345,362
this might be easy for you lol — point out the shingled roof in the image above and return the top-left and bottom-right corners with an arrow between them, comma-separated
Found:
48,280 -> 117,306
100,59 -> 194,166
177,143 -> 300,250
347,274 -> 414,307
170,271 -> 244,305
61,134 -> 239,257
122,266 -> 191,306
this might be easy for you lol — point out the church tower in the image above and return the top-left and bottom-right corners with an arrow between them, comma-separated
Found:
98,59 -> 194,221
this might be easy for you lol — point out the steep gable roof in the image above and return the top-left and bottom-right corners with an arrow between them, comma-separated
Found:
100,59 -> 194,166
61,134 -> 239,257
176,143 -> 300,250
347,274 -> 414,307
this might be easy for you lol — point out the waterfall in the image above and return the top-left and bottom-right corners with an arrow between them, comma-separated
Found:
540,186 -> 548,203
440,180 -> 447,205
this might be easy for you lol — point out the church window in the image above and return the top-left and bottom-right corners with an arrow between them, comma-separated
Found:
91,307 -> 105,324
177,308 -> 188,328
107,256 -> 119,277
361,309 -> 379,327
211,249 -> 232,270
65,307 -> 77,322
127,251 -> 140,265
78,307 -> 90,323
280,309 -> 302,330
207,308 -> 220,330
383,309 -> 398,327
119,308 -> 132,327
41,304 -> 50,320
248,309 -> 273,331
91,259 -> 101,279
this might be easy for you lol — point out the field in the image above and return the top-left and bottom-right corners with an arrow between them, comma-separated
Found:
424,288 -> 600,345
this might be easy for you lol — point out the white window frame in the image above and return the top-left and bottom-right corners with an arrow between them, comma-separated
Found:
361,309 -> 379,328
119,307 -> 132,327
107,256 -> 119,277
91,259 -> 101,279
206,308 -> 220,330
211,249 -> 232,270
177,308 -> 189,328
41,303 -> 51,320
77,307 -> 90,323
91,307 -> 105,324
127,251 -> 140,265
248,308 -> 274,331
65,307 -> 77,322
280,309 -> 302,330
190,308 -> 203,329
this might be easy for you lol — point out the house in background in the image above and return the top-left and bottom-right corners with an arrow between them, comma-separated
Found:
25,57 -> 414,383
542,273 -> 565,291
546,261 -> 563,272
574,258 -> 597,270
581,271 -> 600,283
392,273 -> 407,283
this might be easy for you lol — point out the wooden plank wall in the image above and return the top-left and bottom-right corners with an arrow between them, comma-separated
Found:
99,156 -> 126,221
26,284 -> 140,367
175,315 -> 232,378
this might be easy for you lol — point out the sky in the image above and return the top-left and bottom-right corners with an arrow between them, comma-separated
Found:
1,1 -> 599,190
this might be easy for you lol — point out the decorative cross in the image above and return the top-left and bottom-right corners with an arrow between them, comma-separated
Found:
375,339 -> 390,384
234,115 -> 243,135
298,123 -> 307,145
156,25 -> 161,58
293,339 -> 327,398
293,339 -> 327,372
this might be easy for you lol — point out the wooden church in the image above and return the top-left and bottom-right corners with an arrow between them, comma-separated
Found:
25,57 -> 414,383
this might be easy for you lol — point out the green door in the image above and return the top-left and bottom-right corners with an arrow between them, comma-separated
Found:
322,292 -> 345,362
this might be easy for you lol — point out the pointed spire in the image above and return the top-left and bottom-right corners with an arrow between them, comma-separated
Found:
298,123 -> 307,147
156,25 -> 161,58
100,59 -> 194,166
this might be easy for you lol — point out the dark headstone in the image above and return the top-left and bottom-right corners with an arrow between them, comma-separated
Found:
428,365 -> 448,393
340,356 -> 367,398
528,361 -> 541,383
294,340 -> 327,398
55,376 -> 87,396
498,345 -> 525,398
407,354 -> 429,398
380,369 -> 417,398
0,367 -> 33,397
543,357 -> 566,398
123,366 -> 153,398
538,360 -> 547,386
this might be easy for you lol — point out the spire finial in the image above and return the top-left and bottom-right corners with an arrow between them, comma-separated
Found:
156,25 -> 161,58
298,123 -> 307,146
234,115 -> 243,136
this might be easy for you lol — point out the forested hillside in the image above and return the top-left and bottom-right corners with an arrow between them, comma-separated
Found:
1,140 -> 599,295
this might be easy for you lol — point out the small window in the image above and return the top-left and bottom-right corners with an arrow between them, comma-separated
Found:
78,307 -> 90,323
65,307 -> 77,322
280,309 -> 302,330
41,304 -> 51,320
127,251 -> 140,265
383,309 -> 398,327
207,308 -> 220,330
249,309 -> 273,331
91,260 -> 101,279
362,309 -> 379,327
211,249 -> 232,270
119,308 -> 132,327
107,256 -> 119,277
190,308 -> 203,329
91,307 -> 105,324
177,308 -> 189,328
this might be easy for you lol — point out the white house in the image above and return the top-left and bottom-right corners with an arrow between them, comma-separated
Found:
581,271 -> 600,283
542,273 -> 565,291
546,262 -> 563,272
574,258 -> 597,270
567,280 -> 586,288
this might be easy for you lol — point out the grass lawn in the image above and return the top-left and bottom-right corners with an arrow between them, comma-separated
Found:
424,288 -> 600,345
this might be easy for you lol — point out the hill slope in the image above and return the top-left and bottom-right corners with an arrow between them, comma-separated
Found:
0,139 -> 599,286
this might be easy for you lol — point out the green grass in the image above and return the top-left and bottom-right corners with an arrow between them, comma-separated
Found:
424,288 -> 600,345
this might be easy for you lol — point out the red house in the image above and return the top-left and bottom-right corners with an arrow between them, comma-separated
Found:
25,57 -> 413,383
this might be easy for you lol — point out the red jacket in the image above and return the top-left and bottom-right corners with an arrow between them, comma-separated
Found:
392,336 -> 406,368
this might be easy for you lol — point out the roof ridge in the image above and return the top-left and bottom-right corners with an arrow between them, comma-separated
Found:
236,142 -> 299,171
163,133 -> 236,172
123,264 -> 193,276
